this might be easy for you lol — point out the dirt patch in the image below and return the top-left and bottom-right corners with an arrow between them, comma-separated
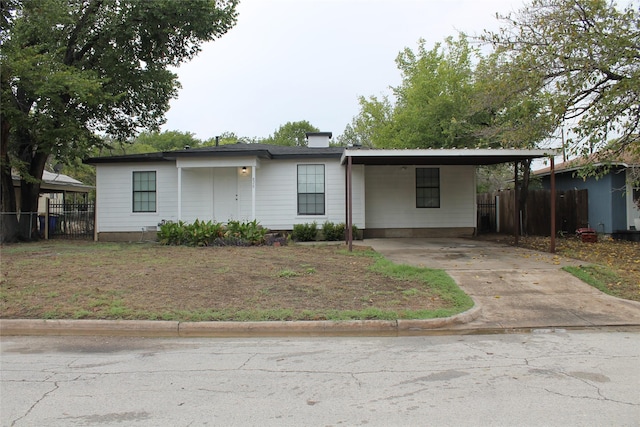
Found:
0,242 -> 454,320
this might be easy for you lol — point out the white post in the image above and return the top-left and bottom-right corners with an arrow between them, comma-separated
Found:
251,166 -> 256,220
177,167 -> 182,221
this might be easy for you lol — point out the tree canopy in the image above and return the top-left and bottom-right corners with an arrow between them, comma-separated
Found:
263,121 -> 320,146
481,0 -> 640,159
341,0 -> 639,162
340,36 -> 492,149
0,0 -> 238,242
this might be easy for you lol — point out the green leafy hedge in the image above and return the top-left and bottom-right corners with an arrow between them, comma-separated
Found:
292,222 -> 318,242
322,221 -> 345,241
158,219 -> 267,246
292,221 -> 359,242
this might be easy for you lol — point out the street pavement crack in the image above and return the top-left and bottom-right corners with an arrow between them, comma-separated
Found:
238,353 -> 258,370
350,373 -> 363,388
10,381 -> 61,427
542,386 -> 639,406
558,371 -> 639,407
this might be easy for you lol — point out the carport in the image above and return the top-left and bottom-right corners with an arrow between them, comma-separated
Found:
341,148 -> 559,252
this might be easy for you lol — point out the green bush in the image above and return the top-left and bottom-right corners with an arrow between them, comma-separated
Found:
324,221 -> 360,240
322,221 -> 345,241
351,224 -> 359,240
158,219 -> 266,246
157,220 -> 188,245
226,219 -> 267,244
292,222 -> 318,242
293,221 -> 359,242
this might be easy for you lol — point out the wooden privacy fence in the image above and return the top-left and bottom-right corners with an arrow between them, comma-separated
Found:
477,189 -> 588,236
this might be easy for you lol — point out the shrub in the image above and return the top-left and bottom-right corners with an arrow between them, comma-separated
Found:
226,219 -> 267,245
351,224 -> 359,240
322,221 -> 345,241
157,220 -> 188,245
158,219 -> 267,246
292,222 -> 318,242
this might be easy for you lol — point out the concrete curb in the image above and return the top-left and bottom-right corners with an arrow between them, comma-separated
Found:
0,305 -> 482,338
0,319 -> 179,337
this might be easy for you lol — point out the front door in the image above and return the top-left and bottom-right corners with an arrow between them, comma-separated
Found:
213,168 -> 238,222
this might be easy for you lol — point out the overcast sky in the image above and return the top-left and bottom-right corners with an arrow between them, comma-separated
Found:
162,0 -> 525,142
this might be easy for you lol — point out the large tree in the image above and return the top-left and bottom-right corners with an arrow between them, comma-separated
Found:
473,51 -> 559,221
481,0 -> 640,160
340,35 -> 493,149
0,0 -> 238,242
389,35 -> 491,149
336,95 -> 393,148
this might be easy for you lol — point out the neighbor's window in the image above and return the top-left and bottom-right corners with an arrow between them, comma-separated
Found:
133,171 -> 156,212
416,167 -> 440,208
297,164 -> 325,215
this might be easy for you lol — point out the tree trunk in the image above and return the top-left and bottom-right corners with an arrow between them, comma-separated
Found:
0,119 -> 19,243
17,151 -> 48,240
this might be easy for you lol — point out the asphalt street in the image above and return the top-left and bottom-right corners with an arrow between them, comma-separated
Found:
2,330 -> 639,426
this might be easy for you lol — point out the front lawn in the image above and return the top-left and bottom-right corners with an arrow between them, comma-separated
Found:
0,241 -> 473,321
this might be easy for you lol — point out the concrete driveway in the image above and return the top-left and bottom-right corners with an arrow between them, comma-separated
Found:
365,238 -> 640,330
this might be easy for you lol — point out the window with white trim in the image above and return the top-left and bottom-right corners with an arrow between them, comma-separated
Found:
132,171 -> 156,212
416,167 -> 440,208
297,164 -> 325,215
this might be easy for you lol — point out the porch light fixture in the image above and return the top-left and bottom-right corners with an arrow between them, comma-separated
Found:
241,166 -> 248,174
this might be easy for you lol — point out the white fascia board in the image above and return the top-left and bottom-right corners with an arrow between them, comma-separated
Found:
340,148 -> 558,164
176,156 -> 259,169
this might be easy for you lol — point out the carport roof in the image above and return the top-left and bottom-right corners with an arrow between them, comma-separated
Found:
340,148 -> 557,166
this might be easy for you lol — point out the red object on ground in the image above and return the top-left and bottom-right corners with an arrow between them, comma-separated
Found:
576,228 -> 597,243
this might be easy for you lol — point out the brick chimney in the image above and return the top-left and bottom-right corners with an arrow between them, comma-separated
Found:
306,132 -> 332,148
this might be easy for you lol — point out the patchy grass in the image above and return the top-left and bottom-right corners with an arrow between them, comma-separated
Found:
478,234 -> 640,302
0,241 -> 472,321
563,264 -> 632,300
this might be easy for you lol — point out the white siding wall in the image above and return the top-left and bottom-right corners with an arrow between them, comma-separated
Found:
96,159 -> 364,233
253,160 -> 364,230
365,165 -> 475,229
96,162 -> 178,232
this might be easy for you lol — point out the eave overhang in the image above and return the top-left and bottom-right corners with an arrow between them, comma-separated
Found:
340,148 -> 558,166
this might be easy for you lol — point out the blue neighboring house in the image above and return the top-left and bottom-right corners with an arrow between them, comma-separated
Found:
534,153 -> 640,234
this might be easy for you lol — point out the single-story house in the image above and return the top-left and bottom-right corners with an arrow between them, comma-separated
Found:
85,132 -> 555,242
12,170 -> 93,214
534,153 -> 640,233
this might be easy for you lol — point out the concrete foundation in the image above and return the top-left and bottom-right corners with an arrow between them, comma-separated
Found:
363,227 -> 475,239
97,231 -> 158,242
